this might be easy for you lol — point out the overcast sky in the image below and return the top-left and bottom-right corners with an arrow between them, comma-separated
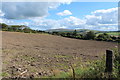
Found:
0,1 -> 118,31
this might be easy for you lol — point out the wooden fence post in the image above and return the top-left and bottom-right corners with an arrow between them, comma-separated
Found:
105,50 -> 113,73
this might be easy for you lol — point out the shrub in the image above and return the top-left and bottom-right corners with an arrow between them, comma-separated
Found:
23,28 -> 32,33
84,31 -> 96,40
0,23 -> 8,30
96,33 -> 112,41
72,30 -> 77,37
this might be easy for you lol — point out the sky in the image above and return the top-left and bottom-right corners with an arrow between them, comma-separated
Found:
0,1 -> 118,31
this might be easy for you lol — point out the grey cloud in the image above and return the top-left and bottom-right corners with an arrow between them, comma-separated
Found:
2,2 -> 59,19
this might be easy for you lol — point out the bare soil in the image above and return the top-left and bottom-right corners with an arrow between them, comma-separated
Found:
1,31 -> 117,78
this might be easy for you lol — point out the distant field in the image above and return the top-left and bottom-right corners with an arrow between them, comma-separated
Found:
97,32 -> 120,36
2,31 -> 117,78
48,29 -> 119,37
107,32 -> 120,36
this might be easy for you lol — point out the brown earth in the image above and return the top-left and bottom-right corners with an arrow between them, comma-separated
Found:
1,31 -> 117,78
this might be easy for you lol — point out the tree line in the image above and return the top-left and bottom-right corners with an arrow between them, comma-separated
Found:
0,23 -> 119,42
50,30 -> 120,42
0,23 -> 47,34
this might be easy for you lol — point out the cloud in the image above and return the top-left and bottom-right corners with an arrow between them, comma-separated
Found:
2,0 -> 73,4
93,7 -> 117,14
29,18 -> 61,30
63,16 -> 85,25
84,7 -> 118,31
1,1 -> 73,19
0,16 -> 30,26
1,2 -> 67,19
30,7 -> 118,31
1,6 -> 118,31
0,10 -> 4,17
86,7 -> 118,25
57,10 -> 72,16
28,16 -> 85,30
2,2 -> 52,19
0,18 -> 14,24
58,16 -> 85,29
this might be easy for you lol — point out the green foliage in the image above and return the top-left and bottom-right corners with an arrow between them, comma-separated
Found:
1,72 -> 9,77
107,32 -> 120,36
52,31 -> 60,35
23,27 -> 32,33
82,60 -> 106,78
78,49 -> 120,78
0,23 -> 8,30
84,31 -> 96,40
72,30 -> 77,37
113,48 -> 120,77
51,48 -> 120,79
1,23 -> 119,42
51,30 -> 119,42
1,23 -> 47,34
96,33 -> 113,41
60,32 -> 66,37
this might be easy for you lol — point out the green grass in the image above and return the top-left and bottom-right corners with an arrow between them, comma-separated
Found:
107,32 -> 120,36
48,48 -> 120,79
0,72 -> 9,77
97,32 -> 120,36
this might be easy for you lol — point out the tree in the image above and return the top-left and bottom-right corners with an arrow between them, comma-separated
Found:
84,31 -> 96,40
96,33 -> 112,41
0,23 -> 8,30
66,32 -> 73,38
52,31 -> 59,35
23,27 -> 32,33
60,32 -> 66,37
72,30 -> 77,37
76,34 -> 83,39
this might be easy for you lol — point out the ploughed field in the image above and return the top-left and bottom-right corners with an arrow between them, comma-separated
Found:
2,31 -> 117,78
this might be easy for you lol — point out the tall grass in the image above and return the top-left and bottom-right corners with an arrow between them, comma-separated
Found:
50,48 -> 120,79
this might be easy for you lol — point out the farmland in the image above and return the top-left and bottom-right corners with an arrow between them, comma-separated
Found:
2,31 -> 117,78
96,32 -> 120,36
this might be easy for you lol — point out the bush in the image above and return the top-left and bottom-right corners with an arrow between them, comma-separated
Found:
0,23 -> 8,30
72,30 -> 77,37
84,31 -> 96,40
96,33 -> 112,41
23,28 -> 32,33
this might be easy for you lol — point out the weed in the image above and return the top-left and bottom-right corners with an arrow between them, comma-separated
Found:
0,72 -> 9,77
